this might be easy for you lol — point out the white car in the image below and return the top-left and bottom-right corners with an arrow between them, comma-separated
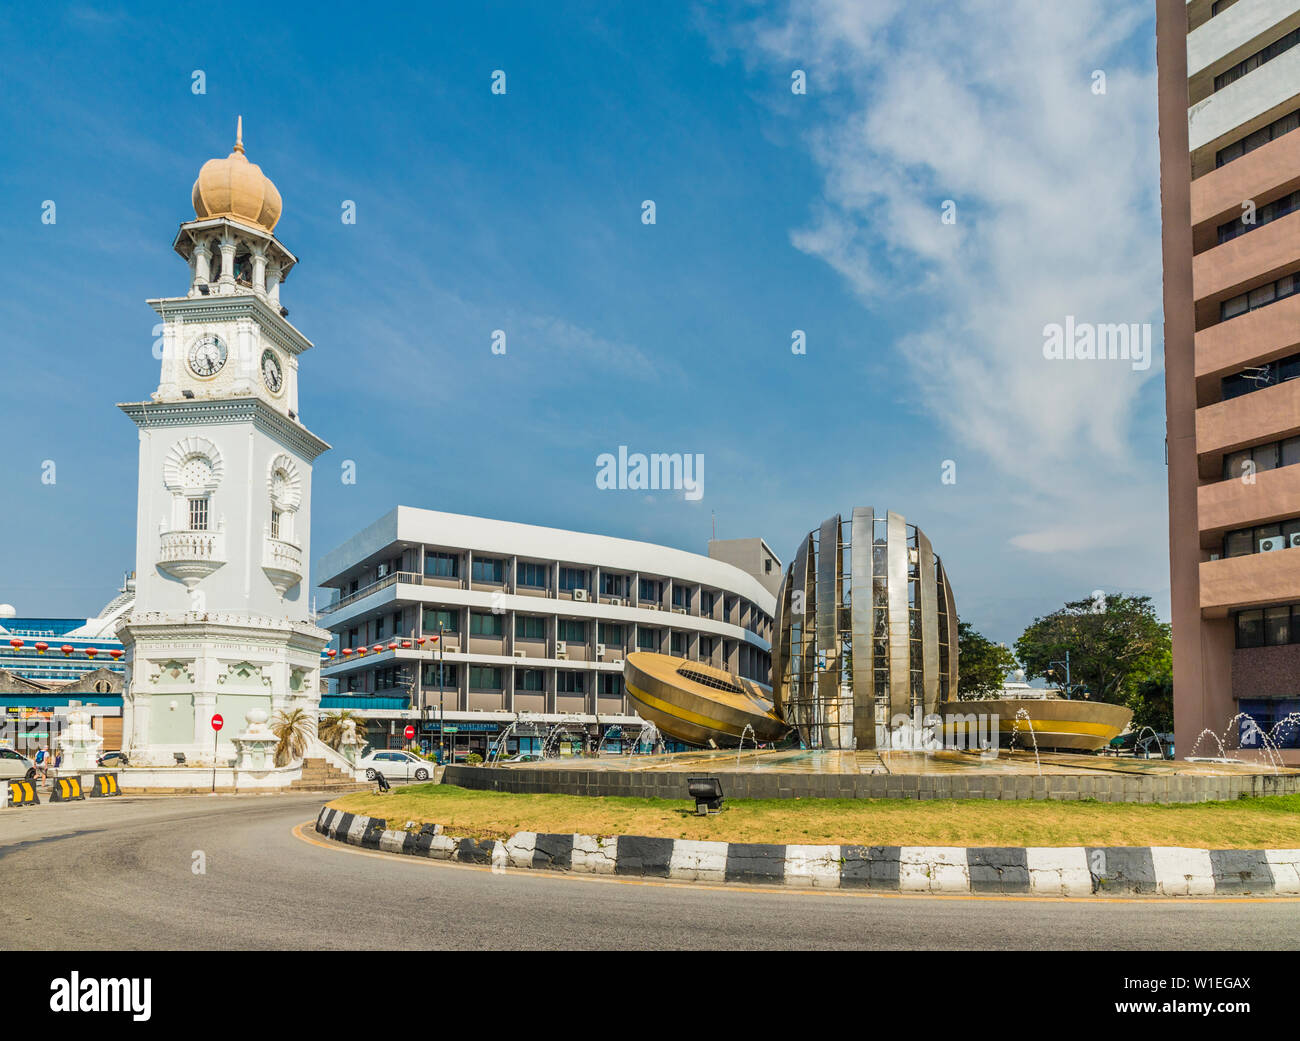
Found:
358,750 -> 431,783
0,747 -> 36,780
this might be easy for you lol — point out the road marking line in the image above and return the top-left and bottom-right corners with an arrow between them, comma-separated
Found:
290,822 -> 1299,905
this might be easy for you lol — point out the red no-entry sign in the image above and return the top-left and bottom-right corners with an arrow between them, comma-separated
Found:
211,714 -> 224,731
404,724 -> 415,740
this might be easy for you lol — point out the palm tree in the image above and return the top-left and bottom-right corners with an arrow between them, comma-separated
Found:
270,707 -> 313,766
318,709 -> 366,751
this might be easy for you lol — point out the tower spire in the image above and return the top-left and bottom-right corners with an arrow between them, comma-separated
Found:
234,114 -> 244,154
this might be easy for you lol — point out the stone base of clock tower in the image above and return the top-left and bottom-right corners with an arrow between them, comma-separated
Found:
117,611 -> 329,768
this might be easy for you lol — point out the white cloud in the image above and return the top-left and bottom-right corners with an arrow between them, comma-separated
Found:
728,0 -> 1170,616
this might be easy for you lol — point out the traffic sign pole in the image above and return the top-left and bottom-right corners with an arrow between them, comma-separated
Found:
210,713 -> 224,793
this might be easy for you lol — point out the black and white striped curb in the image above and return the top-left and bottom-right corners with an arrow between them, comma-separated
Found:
314,807 -> 1300,896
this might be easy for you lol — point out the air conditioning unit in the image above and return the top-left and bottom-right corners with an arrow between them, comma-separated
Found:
573,589 -> 589,602
1290,533 -> 1300,549
603,597 -> 624,606
513,649 -> 528,658
596,643 -> 606,659
443,640 -> 459,653
1259,536 -> 1287,553
673,607 -> 686,615
612,659 -> 624,668
645,603 -> 660,611
556,641 -> 567,659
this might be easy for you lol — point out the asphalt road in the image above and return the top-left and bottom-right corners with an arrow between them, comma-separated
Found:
2,794 -> 1298,950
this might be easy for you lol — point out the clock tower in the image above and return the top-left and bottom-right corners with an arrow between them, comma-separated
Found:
116,119 -> 332,768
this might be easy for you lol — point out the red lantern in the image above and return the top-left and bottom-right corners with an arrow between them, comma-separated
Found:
326,648 -> 337,659
428,635 -> 439,643
342,647 -> 353,657
35,642 -> 48,655
372,644 -> 383,654
9,639 -> 22,650
415,637 -> 425,646
110,649 -> 123,661
85,647 -> 98,659
60,645 -> 74,657
401,640 -> 411,649
388,641 -> 399,651
356,647 -> 367,656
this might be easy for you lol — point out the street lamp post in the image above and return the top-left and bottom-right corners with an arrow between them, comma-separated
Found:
437,621 -> 445,765
1048,651 -> 1072,699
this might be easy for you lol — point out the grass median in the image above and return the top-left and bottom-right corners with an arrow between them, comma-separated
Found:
326,784 -> 1300,849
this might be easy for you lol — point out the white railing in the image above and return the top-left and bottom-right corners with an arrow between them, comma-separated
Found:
159,528 -> 226,563
317,570 -> 421,614
263,536 -> 303,573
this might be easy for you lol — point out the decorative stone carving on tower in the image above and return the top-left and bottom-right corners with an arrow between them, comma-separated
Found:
116,119 -> 332,770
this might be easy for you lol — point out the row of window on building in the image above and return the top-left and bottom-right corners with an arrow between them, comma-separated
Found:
407,552 -> 726,610
1218,188 -> 1300,245
1216,106 -> 1300,169
1236,603 -> 1300,648
1222,436 -> 1300,481
339,549 -> 764,635
345,609 -> 732,654
1219,272 -> 1300,327
343,664 -> 626,696
1222,519 -> 1300,558
1213,25 -> 1300,92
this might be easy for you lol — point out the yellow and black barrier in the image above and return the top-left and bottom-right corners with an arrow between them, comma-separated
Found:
88,773 -> 120,798
50,776 -> 85,802
6,779 -> 40,807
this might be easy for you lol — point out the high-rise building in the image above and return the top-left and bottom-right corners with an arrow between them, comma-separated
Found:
1157,0 -> 1300,762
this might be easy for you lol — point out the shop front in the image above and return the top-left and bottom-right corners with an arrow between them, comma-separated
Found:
419,720 -> 501,761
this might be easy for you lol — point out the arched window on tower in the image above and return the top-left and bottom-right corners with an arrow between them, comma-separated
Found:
180,454 -> 214,531
268,464 -> 297,544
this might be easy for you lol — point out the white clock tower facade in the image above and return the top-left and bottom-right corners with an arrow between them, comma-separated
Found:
117,120 -> 331,767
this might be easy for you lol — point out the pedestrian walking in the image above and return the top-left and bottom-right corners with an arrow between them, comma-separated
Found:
33,744 -> 48,782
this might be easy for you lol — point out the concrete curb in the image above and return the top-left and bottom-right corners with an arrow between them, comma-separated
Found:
313,807 -> 1300,896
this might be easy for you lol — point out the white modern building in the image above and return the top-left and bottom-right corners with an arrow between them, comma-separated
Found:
115,119 -> 332,766
315,507 -> 778,757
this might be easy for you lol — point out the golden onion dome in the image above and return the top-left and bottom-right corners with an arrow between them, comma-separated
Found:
191,116 -> 282,232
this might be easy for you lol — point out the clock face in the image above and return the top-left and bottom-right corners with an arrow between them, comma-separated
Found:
261,349 -> 284,394
188,335 -> 227,378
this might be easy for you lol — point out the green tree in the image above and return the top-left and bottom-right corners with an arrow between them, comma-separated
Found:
1127,671 -> 1174,734
1014,594 -> 1170,706
956,622 -> 1017,699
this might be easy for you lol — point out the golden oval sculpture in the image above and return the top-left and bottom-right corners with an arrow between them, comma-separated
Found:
623,652 -> 789,748
939,698 -> 1133,753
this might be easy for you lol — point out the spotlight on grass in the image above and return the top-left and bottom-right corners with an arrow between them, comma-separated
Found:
687,776 -> 724,816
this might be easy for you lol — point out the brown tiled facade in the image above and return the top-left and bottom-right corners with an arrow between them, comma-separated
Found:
1158,0 -> 1300,762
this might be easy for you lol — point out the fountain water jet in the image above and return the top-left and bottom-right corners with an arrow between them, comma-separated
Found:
735,723 -> 757,766
1008,708 -> 1042,777
1132,726 -> 1164,760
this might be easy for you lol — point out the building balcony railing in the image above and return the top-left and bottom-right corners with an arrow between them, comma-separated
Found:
262,535 -> 304,596
318,570 -> 420,614
157,527 -> 226,590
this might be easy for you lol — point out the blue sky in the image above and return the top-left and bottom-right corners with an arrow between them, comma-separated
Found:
0,1 -> 1168,646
